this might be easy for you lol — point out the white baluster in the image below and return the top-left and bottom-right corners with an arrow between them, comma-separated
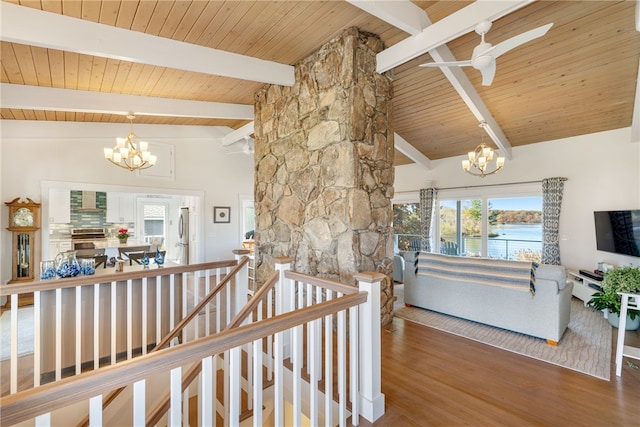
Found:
156,277 -> 162,344
89,395 -> 102,427
10,295 -> 18,393
142,277 -> 148,355
110,281 -> 116,364
34,291 -> 41,387
337,296 -> 346,426
350,305 -> 359,425
201,356 -> 214,426
309,316 -> 319,426
75,285 -> 82,375
293,317 -> 302,427
170,366 -> 182,427
253,336 -> 263,426
35,412 -> 50,426
170,274 -> 176,334
229,346 -> 241,425
133,379 -> 146,426
266,289 -> 274,381
181,272 -> 187,343
94,283 -> 100,370
55,288 -> 62,381
324,291 -> 333,427
127,279 -> 132,359
274,330 -> 284,427
204,271 -> 210,336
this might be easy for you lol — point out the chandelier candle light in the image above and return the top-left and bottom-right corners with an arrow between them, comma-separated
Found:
462,121 -> 505,178
104,113 -> 157,171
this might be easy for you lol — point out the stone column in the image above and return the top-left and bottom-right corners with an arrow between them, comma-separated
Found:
254,27 -> 395,324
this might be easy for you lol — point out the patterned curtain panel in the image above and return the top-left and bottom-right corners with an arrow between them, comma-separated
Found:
541,177 -> 567,265
419,188 -> 437,252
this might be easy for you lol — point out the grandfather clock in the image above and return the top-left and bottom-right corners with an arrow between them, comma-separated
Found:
6,197 -> 41,284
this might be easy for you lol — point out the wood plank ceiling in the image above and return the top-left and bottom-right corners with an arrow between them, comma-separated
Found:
1,0 -> 638,166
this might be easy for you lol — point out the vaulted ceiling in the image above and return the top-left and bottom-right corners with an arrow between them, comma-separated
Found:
1,1 -> 639,167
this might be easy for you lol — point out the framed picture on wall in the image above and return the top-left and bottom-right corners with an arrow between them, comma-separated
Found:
214,206 -> 231,223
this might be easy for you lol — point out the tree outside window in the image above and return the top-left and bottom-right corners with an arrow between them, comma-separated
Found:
393,203 -> 421,252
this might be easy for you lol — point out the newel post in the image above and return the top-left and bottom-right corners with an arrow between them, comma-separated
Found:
232,249 -> 250,318
274,257 -> 293,356
355,271 -> 386,422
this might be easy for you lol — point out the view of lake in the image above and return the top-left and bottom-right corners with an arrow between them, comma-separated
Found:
463,223 -> 542,259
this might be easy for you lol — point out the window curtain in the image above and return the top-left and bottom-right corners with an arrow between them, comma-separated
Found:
419,188 -> 437,252
541,177 -> 567,265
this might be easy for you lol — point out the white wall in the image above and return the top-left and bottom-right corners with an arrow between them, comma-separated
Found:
2,122 -> 639,284
1,121 -> 255,285
394,127 -> 640,270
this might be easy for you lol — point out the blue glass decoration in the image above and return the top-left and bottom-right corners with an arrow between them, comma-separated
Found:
80,258 -> 96,275
55,252 -> 81,278
141,251 -> 150,269
154,248 -> 164,268
40,260 -> 56,280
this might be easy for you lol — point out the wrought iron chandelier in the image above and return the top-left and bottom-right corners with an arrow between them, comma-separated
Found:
104,113 -> 157,172
461,121 -> 505,178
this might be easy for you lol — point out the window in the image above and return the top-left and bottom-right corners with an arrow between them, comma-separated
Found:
240,196 -> 255,240
393,202 -> 421,252
140,202 -> 168,246
437,193 -> 542,261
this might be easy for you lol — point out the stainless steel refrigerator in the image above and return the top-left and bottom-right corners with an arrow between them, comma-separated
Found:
177,207 -> 189,264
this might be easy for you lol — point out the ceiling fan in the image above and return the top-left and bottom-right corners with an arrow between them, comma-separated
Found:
227,136 -> 254,155
419,21 -> 553,86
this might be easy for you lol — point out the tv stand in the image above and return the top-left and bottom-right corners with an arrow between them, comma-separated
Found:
567,270 -> 604,306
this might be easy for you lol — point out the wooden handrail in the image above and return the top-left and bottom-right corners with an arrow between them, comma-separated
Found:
284,270 -> 359,294
76,257 -> 250,427
1,291 -> 368,426
227,270 -> 278,329
152,256 -> 250,352
0,260 -> 238,297
145,270 -> 280,426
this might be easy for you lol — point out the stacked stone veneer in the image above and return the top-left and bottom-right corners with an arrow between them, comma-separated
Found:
254,27 -> 395,324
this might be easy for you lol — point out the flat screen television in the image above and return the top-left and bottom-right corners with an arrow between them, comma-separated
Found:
594,210 -> 640,258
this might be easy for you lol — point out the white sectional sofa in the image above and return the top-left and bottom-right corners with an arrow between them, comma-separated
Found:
402,252 -> 573,344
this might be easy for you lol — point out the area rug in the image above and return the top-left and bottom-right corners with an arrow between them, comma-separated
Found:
395,298 -> 612,380
0,306 -> 34,361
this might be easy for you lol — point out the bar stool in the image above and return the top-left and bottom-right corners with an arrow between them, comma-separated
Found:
615,292 -> 640,376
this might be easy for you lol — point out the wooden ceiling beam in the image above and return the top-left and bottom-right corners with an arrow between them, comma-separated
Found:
632,59 -> 640,143
0,84 -> 254,120
352,0 -> 513,159
345,1 -> 429,36
394,133 -> 432,169
222,122 -> 255,146
376,0 -> 534,73
0,2 -> 295,87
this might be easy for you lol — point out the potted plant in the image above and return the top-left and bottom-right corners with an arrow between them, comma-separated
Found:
587,266 -> 640,330
117,228 -> 130,244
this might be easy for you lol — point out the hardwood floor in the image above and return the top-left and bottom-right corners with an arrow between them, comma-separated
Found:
361,315 -> 639,426
3,300 -> 639,425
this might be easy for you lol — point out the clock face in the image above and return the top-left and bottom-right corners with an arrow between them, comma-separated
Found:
13,207 -> 34,227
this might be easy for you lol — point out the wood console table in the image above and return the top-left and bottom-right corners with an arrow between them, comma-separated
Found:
615,292 -> 640,376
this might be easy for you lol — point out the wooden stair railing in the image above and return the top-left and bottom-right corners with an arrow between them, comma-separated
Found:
145,270 -> 279,426
76,256 -> 250,427
0,290 -> 368,426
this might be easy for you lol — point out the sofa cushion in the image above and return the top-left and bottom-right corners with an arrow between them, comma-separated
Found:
534,264 -> 567,290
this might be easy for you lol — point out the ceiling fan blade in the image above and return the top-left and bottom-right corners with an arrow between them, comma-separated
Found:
480,60 -> 496,86
419,60 -> 472,68
485,23 -> 553,59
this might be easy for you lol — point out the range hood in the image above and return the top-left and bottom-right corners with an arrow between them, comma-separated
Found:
77,191 -> 102,212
